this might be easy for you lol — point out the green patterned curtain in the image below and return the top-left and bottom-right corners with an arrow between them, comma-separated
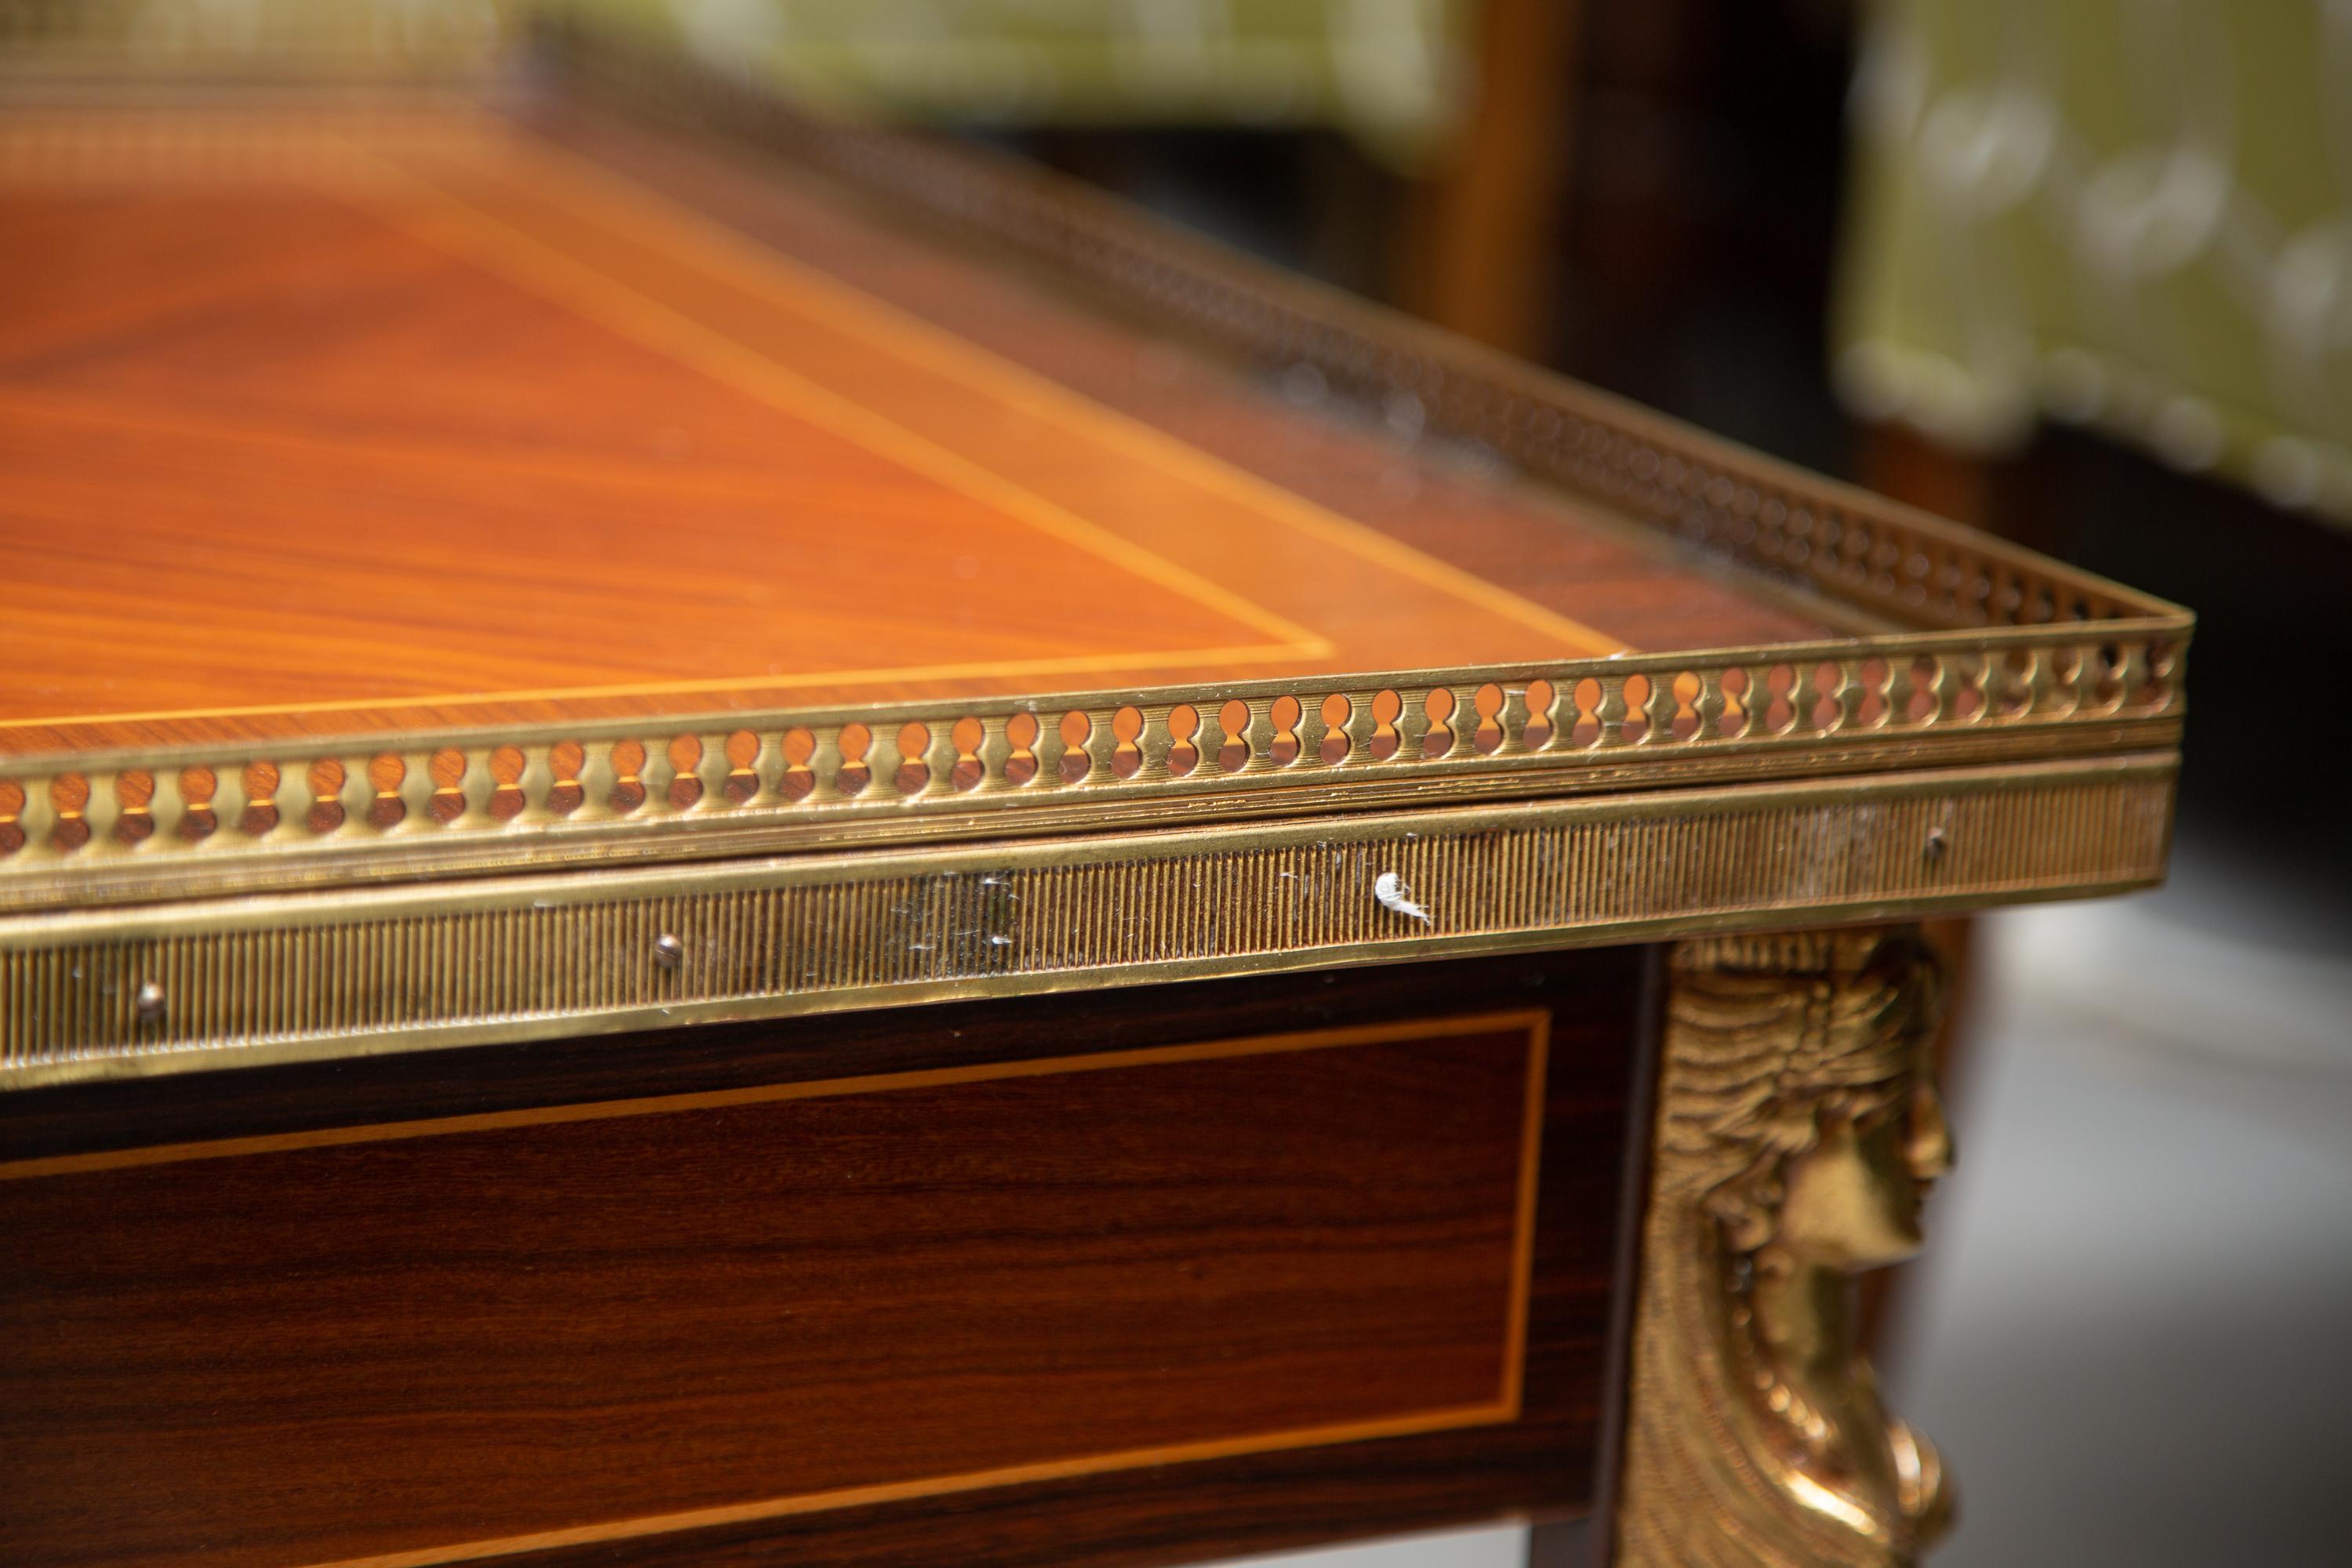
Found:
1836,0 -> 2352,525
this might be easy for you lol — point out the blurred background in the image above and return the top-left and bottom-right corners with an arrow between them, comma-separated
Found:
8,2 -> 2349,1563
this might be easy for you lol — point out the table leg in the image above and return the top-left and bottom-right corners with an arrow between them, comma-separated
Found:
1612,927 -> 1957,1566
1526,1517 -> 1599,1566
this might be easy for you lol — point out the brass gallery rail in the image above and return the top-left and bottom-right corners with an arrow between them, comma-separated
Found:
0,627 -> 2180,913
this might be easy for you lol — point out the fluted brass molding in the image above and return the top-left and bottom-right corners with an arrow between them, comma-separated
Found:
1617,929 -> 1955,1567
0,630 -> 2183,913
0,755 -> 2171,1087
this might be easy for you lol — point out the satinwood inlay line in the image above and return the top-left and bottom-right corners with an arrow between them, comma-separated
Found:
2,1011 -> 1552,1568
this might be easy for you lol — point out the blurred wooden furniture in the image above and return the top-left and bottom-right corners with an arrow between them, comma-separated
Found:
0,28 -> 2187,1568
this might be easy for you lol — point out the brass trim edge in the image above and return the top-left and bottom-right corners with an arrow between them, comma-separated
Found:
0,755 -> 2176,1088
0,633 -> 2184,913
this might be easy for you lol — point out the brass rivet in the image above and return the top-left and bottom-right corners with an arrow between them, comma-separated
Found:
134,982 -> 166,1022
1923,827 -> 1948,862
653,933 -> 684,970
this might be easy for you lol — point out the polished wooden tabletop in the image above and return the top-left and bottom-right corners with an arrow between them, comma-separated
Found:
0,103 -> 1835,759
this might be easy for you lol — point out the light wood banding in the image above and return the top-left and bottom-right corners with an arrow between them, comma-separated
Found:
0,1014 -> 1548,1568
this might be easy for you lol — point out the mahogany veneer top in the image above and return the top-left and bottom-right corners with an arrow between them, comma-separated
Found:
0,102 -> 1835,758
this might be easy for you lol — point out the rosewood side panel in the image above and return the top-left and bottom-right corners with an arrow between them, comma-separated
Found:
0,949 -> 1657,1568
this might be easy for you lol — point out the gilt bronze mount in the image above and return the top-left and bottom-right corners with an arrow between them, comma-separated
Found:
1619,927 -> 1955,1566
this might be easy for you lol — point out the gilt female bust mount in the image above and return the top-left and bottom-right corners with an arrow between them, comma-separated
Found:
1617,928 -> 1955,1567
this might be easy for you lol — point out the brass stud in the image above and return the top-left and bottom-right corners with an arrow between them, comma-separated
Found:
1923,827 -> 1949,862
134,982 -> 166,1022
653,932 -> 684,970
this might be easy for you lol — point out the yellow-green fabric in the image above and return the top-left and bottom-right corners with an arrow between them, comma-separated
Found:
3,2 -> 1469,168
559,0 -> 1472,169
1836,0 -> 2352,523
0,0 -> 510,74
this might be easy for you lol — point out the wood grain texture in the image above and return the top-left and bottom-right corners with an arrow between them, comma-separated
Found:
534,100 -> 1847,659
0,948 -> 1656,1568
0,103 -> 1827,757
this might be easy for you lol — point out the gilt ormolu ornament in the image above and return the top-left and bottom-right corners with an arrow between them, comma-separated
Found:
1618,929 -> 1955,1567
